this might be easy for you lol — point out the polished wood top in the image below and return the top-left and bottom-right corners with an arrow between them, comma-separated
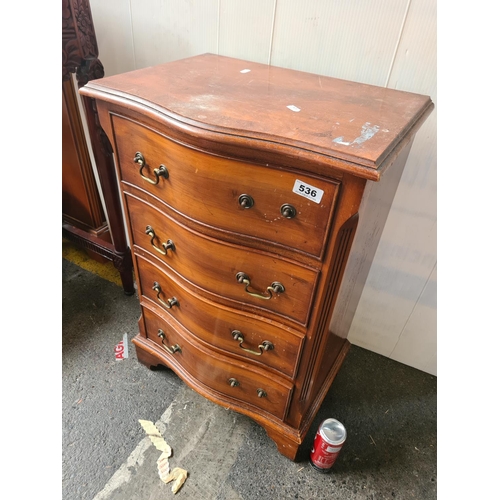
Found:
81,53 -> 433,178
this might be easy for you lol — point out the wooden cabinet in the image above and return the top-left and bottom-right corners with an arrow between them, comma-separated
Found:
62,0 -> 134,294
80,54 -> 433,460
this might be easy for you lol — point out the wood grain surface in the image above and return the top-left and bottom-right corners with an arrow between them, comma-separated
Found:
125,193 -> 319,326
81,53 -> 433,171
141,305 -> 293,420
136,253 -> 305,378
112,113 -> 340,259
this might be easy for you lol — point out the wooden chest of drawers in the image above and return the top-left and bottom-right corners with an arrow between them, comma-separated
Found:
81,54 -> 433,460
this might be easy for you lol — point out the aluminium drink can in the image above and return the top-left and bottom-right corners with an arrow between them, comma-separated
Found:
309,418 -> 346,472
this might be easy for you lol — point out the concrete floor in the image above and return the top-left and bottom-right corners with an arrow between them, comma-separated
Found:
62,257 -> 437,500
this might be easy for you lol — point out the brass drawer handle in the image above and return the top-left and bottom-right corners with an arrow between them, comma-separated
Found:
152,282 -> 179,309
280,204 -> 296,219
235,272 -> 285,300
228,378 -> 240,387
157,329 -> 181,354
238,194 -> 254,209
257,389 -> 267,398
145,226 -> 175,256
231,330 -> 274,356
134,151 -> 169,185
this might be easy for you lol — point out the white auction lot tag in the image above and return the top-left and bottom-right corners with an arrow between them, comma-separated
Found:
292,179 -> 324,204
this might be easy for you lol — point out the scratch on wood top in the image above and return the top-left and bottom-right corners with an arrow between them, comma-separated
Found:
333,122 -> 381,147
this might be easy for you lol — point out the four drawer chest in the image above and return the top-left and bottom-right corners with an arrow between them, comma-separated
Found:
81,53 -> 433,460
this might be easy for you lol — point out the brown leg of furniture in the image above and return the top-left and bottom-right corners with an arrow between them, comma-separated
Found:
264,426 -> 302,461
112,250 -> 135,296
118,268 -> 135,296
133,335 -> 168,370
63,223 -> 135,295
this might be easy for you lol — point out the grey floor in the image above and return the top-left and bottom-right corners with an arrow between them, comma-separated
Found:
62,258 -> 437,500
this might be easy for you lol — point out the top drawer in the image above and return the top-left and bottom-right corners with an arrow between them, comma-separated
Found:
111,114 -> 339,259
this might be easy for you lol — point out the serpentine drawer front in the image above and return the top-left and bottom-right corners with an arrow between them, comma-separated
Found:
81,53 -> 433,460
125,193 -> 319,326
112,114 -> 340,260
142,306 -> 294,420
135,253 -> 305,379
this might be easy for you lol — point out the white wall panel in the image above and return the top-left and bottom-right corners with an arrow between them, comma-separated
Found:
219,0 -> 276,64
387,0 -> 437,95
270,0 -> 408,86
131,0 -> 219,69
88,0 -> 136,77
130,0 -> 219,69
346,0 -> 436,374
390,265 -> 437,375
347,120 -> 436,360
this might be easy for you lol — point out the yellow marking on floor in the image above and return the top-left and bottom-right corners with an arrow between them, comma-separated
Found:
62,238 -> 123,287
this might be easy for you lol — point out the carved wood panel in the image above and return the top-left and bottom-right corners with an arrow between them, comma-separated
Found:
62,0 -> 134,294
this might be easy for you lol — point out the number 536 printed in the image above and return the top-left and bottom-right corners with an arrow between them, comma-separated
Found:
292,179 -> 324,204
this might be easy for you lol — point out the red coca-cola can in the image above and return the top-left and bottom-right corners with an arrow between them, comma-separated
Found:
309,418 -> 346,472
